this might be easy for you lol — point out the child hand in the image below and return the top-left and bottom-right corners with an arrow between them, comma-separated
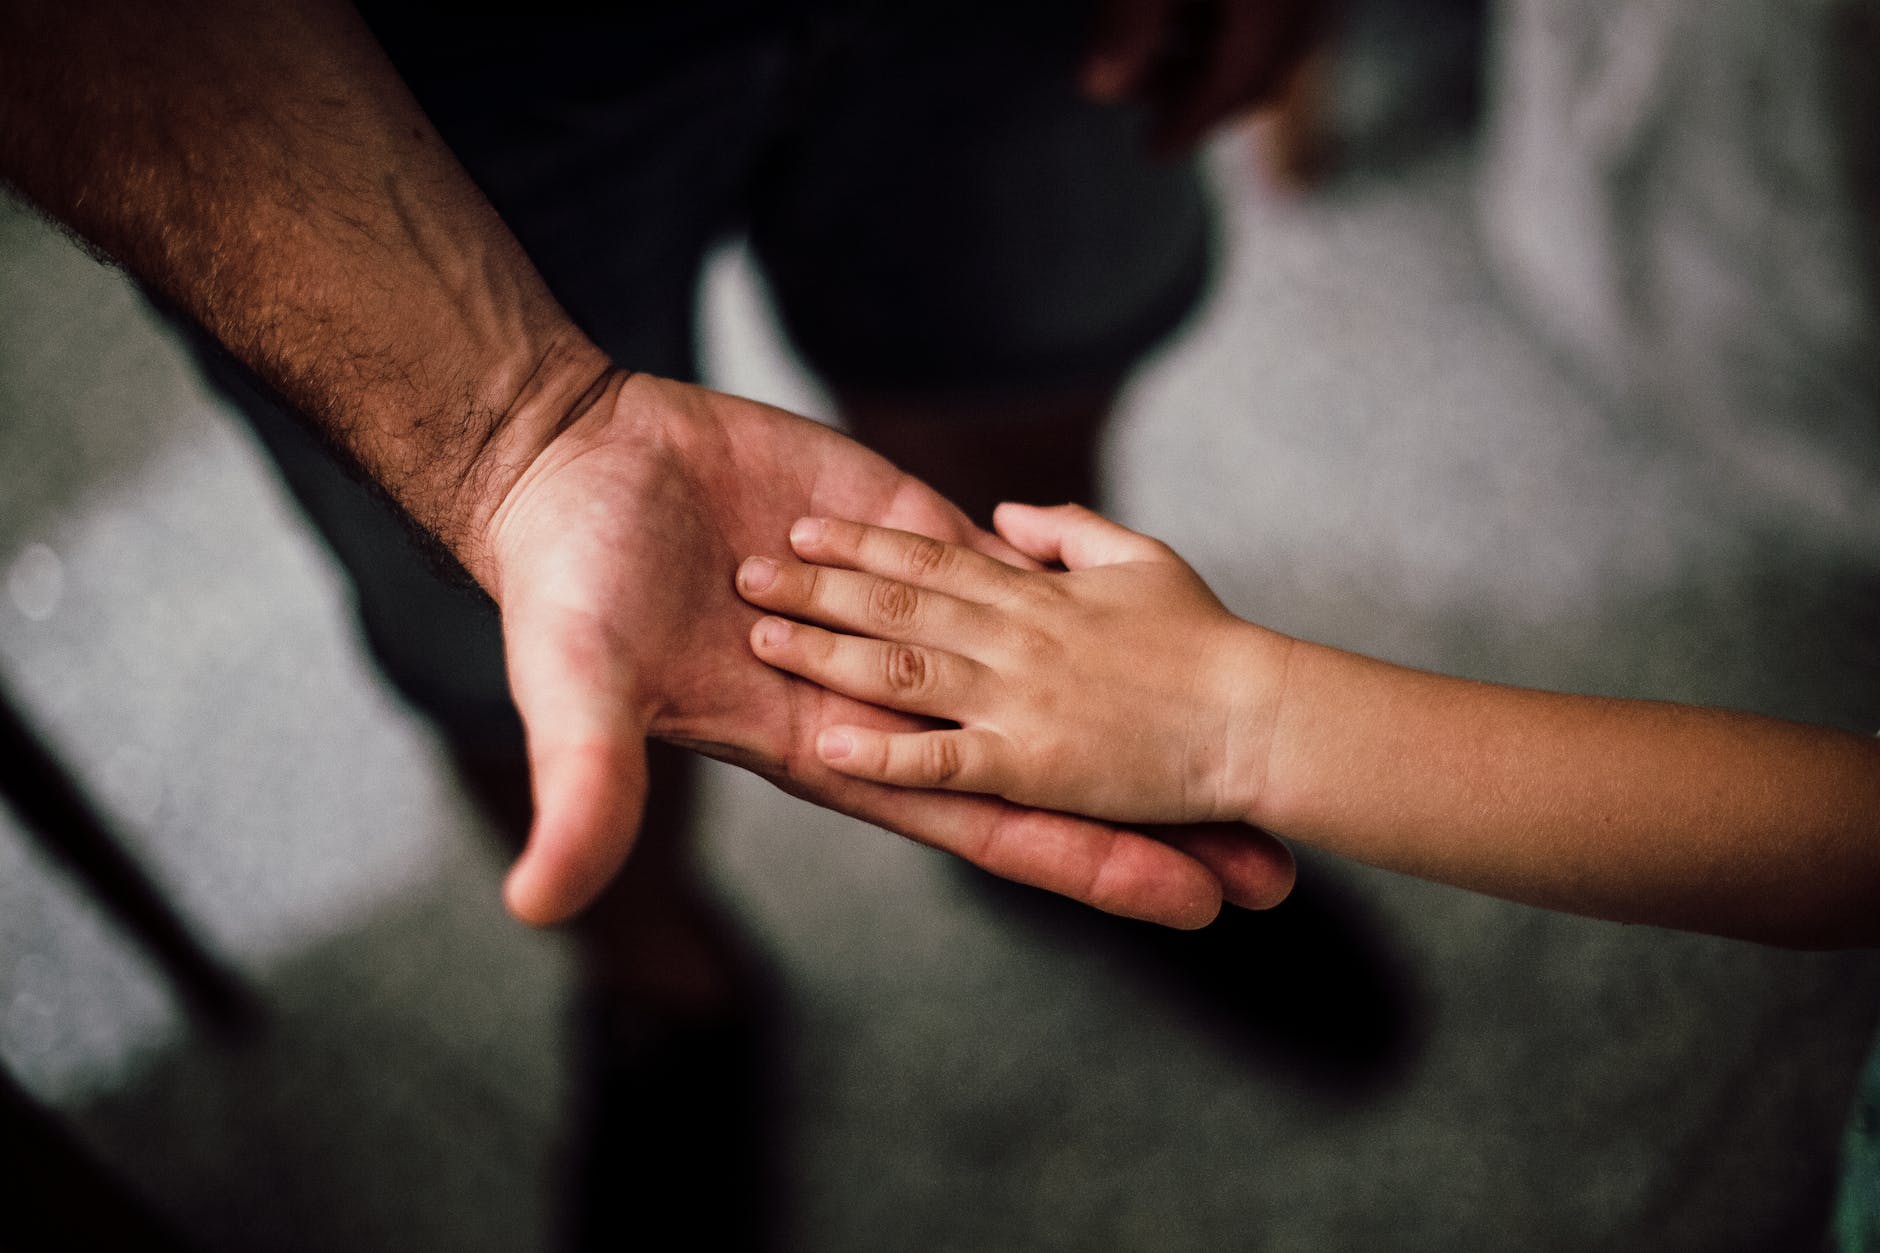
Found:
735,502 -> 1292,826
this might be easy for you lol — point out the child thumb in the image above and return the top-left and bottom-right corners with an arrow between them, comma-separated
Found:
992,501 -> 1170,570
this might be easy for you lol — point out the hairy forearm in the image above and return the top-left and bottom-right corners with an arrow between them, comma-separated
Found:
1247,636 -> 1880,947
0,0 -> 610,581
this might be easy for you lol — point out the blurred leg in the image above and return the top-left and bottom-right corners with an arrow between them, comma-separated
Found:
753,3 -> 1210,520
177,16 -> 803,1247
749,5 -> 1416,1093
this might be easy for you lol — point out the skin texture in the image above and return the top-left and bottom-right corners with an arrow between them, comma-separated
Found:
0,0 -> 1301,929
487,376 -> 1299,927
736,509 -> 1288,823
740,503 -> 1880,949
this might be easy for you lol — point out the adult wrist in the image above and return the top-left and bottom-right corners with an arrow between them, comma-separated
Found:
427,328 -> 621,593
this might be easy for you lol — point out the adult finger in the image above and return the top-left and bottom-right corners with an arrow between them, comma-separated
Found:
774,757 -> 1226,930
1155,822 -> 1297,910
867,476 -> 1044,574
991,502 -> 1173,570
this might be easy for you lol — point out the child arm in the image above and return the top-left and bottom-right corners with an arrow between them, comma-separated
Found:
738,504 -> 1880,948
1262,639 -> 1880,948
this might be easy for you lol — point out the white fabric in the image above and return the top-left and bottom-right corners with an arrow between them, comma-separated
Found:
1479,0 -> 1880,546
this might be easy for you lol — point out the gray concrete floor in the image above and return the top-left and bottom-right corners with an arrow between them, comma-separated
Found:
4,105 -> 1878,1253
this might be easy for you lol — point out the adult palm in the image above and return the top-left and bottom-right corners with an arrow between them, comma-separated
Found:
484,373 -> 1295,928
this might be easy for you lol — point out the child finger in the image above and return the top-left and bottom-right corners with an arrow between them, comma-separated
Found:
814,724 -> 1007,794
749,616 -> 984,719
738,554 -> 985,646
991,502 -> 1173,571
788,516 -> 1024,602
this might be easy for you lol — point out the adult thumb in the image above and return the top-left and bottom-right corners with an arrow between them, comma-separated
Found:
503,734 -> 650,926
498,606 -> 653,926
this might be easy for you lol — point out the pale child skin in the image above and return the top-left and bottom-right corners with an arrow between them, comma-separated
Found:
737,503 -> 1880,949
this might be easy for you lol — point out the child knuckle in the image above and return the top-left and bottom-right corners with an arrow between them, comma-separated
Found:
883,644 -> 932,695
867,579 -> 921,629
901,535 -> 953,579
922,735 -> 965,784
1018,575 -> 1065,611
1006,620 -> 1054,661
802,564 -> 831,606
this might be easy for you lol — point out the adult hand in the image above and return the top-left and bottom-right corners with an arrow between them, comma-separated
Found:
0,1 -> 1291,932
1083,0 -> 1320,154
481,373 -> 1296,929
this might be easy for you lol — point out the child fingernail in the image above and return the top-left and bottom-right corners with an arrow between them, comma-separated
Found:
790,517 -> 826,546
818,729 -> 853,760
739,557 -> 778,592
755,617 -> 789,648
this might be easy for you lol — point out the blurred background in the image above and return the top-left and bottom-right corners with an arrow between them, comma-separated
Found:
3,1 -> 1878,1249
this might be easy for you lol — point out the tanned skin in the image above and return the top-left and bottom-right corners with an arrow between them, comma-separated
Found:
0,0 -> 1297,929
740,506 -> 1880,949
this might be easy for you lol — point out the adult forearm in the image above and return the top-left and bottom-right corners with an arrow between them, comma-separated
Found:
0,0 -> 609,581
1251,640 -> 1880,947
